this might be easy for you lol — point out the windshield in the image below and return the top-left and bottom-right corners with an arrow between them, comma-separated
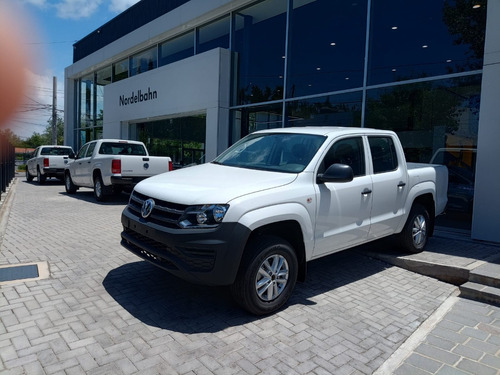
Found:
214,133 -> 326,173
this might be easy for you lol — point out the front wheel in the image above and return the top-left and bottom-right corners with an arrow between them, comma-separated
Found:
398,203 -> 430,253
230,236 -> 298,315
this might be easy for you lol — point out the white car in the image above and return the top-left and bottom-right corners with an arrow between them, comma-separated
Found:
26,145 -> 74,184
121,127 -> 448,315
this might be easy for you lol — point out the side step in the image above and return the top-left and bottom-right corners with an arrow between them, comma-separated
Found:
459,282 -> 500,306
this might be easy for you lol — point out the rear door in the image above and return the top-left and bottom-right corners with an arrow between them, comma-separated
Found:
367,136 -> 409,239
313,136 -> 373,257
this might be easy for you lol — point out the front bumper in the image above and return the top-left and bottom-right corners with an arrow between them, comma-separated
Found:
120,207 -> 251,285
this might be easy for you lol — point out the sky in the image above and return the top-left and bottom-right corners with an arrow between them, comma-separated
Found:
4,0 -> 141,140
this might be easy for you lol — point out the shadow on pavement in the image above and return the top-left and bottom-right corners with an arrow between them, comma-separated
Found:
103,250 -> 391,333
58,190 -> 130,206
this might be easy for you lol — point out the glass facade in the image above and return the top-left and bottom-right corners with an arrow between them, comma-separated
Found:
73,0 -> 487,230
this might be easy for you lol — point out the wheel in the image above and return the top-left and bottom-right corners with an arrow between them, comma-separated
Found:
37,167 -> 46,184
398,203 -> 430,253
26,168 -> 34,182
93,174 -> 110,202
64,173 -> 78,194
230,235 -> 298,315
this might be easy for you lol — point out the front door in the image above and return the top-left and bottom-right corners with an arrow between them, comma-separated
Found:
313,136 -> 373,257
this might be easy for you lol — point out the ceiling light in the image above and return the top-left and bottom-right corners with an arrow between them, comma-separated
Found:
316,67 -> 321,71
392,69 -> 396,72
391,26 -> 398,30
330,42 -> 336,46
446,59 -> 452,63
422,45 -> 428,48
473,4 -> 481,8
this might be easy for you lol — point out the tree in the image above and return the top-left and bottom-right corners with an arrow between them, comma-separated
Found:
0,128 -> 27,147
25,116 -> 65,147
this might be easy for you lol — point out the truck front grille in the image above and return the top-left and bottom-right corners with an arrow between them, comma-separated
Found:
128,190 -> 187,229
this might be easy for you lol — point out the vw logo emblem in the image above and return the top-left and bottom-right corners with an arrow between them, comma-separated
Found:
143,162 -> 149,170
141,198 -> 155,218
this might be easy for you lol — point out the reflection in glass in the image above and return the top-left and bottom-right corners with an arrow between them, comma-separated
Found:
130,115 -> 206,166
368,0 -> 486,85
79,74 -> 94,128
130,47 -> 158,76
233,0 -> 287,105
113,58 -> 129,82
285,91 -> 363,128
197,16 -> 230,54
287,0 -> 367,98
230,103 -> 284,144
159,31 -> 194,66
96,66 -> 111,126
365,74 -> 481,229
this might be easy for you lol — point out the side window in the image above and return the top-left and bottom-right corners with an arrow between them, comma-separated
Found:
85,142 -> 97,157
369,136 -> 398,174
76,144 -> 89,159
320,137 -> 365,177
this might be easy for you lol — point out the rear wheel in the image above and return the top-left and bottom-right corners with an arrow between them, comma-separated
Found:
93,174 -> 111,202
37,167 -> 46,184
26,168 -> 34,182
399,203 -> 430,253
231,236 -> 298,315
64,173 -> 77,194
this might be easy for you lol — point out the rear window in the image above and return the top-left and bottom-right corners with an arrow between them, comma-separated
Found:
40,147 -> 73,156
99,142 -> 147,156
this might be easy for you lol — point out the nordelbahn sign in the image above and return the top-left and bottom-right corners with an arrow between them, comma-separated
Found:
119,87 -> 158,106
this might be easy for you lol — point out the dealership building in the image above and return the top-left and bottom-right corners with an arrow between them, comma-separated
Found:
64,0 -> 500,243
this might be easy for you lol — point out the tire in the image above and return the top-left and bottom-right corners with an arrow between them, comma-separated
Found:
26,168 -> 34,182
64,173 -> 78,194
398,203 -> 430,253
37,167 -> 46,184
93,174 -> 110,202
230,235 -> 298,315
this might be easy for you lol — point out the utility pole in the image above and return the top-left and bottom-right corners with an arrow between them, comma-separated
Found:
52,76 -> 57,144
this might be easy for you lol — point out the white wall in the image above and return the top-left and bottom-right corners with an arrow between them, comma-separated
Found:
103,48 -> 231,161
471,1 -> 500,243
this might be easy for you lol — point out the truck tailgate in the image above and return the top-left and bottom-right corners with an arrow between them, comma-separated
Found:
118,155 -> 171,177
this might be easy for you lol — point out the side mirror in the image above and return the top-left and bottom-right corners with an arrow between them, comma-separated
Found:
317,163 -> 354,184
69,152 -> 76,159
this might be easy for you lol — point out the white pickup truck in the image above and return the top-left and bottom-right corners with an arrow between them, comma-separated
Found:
64,139 -> 172,201
26,145 -> 75,184
120,127 -> 448,315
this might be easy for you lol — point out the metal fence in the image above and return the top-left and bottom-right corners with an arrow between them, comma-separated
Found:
0,134 -> 15,202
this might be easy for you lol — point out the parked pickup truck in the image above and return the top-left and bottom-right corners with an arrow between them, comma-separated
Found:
120,127 -> 448,315
64,139 -> 172,201
26,145 -> 75,184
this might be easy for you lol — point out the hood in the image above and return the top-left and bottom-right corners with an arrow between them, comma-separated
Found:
134,162 -> 297,205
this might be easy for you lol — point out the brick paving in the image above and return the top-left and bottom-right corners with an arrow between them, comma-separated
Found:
0,176 -> 495,374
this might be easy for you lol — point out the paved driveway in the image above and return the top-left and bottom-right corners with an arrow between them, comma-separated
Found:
0,177 -> 457,374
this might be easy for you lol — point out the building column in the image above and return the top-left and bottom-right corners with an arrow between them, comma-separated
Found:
471,0 -> 500,243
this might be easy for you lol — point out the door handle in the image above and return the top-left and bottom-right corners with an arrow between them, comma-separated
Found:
361,188 -> 372,196
398,182 -> 406,188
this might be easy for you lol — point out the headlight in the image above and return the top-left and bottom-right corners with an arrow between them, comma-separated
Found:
178,204 -> 229,228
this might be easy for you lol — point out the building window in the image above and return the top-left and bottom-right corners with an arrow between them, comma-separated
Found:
287,0 -> 367,98
233,0 -> 287,105
130,115 -> 206,167
230,103 -> 284,144
130,46 -> 158,76
197,16 -> 230,54
159,31 -> 194,67
96,66 -> 111,126
112,58 -> 129,82
368,0 -> 486,85
285,91 -> 363,128
79,74 -> 94,128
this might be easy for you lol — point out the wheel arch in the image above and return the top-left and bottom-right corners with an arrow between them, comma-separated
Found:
246,220 -> 307,282
410,193 -> 436,237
